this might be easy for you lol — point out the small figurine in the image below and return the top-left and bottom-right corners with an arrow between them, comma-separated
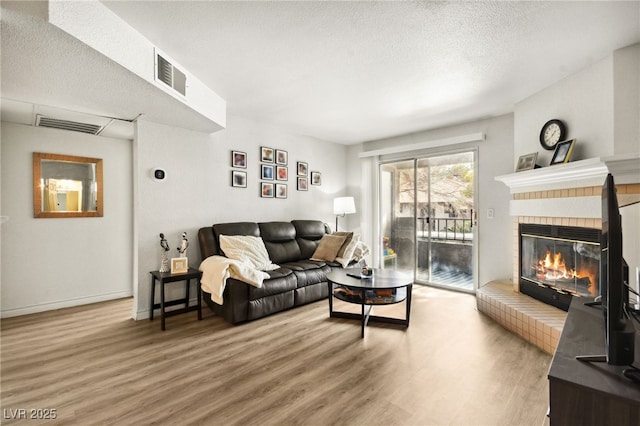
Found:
177,232 -> 189,258
159,233 -> 170,272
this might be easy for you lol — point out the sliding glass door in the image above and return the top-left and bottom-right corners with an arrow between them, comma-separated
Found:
379,151 -> 476,292
380,160 -> 416,274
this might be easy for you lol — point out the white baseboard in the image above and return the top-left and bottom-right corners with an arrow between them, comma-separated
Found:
1,291 -> 133,318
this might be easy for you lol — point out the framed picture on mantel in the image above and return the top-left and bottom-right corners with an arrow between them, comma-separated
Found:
550,139 -> 576,166
515,152 -> 538,172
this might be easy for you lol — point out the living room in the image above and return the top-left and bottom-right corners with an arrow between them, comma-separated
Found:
2,0 -> 639,321
1,1 -> 640,423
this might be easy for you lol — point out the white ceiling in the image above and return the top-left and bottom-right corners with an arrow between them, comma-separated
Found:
2,1 -> 640,144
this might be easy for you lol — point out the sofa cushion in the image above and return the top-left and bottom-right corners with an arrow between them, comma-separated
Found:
214,222 -> 260,238
311,234 -> 347,262
288,263 -> 332,287
292,220 -> 328,258
259,222 -> 303,264
248,268 -> 296,300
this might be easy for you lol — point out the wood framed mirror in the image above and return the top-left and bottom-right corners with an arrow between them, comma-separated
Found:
33,152 -> 103,218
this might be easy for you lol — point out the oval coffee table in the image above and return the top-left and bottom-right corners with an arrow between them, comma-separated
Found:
327,268 -> 413,337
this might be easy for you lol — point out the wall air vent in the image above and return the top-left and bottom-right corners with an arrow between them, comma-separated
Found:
156,52 -> 187,97
36,115 -> 103,135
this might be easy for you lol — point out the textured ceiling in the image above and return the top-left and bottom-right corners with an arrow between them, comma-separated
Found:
3,1 -> 640,144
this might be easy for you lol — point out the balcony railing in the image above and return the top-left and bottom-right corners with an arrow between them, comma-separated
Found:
417,216 -> 473,242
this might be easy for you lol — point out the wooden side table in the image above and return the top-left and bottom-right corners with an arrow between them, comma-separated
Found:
149,268 -> 202,330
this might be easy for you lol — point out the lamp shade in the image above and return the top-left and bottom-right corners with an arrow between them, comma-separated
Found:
333,197 -> 356,215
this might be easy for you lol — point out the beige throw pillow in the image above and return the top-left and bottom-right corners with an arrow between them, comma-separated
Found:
335,234 -> 361,268
332,231 -> 354,258
311,234 -> 347,262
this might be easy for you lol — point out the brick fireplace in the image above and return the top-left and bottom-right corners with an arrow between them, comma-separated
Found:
518,222 -> 601,311
505,159 -> 639,294
477,154 -> 640,354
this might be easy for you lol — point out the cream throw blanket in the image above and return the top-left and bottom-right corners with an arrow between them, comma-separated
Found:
199,255 -> 269,305
218,234 -> 279,272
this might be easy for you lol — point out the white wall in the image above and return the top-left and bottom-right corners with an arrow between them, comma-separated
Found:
613,43 -> 640,155
514,54 -> 615,166
0,122 -> 133,317
1,116 -> 348,318
347,114 -> 515,287
134,115 -> 348,318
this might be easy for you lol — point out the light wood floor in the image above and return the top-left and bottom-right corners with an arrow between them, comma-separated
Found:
1,286 -> 551,425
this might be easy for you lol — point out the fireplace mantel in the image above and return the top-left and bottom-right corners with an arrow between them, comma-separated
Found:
496,154 -> 640,218
495,153 -> 640,194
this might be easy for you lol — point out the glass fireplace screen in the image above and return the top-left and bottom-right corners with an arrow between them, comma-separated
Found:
520,232 -> 600,298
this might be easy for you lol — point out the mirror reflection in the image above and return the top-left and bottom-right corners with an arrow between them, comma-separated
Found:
33,152 -> 103,218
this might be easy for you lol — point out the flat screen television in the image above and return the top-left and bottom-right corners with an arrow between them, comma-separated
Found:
578,173 -> 635,367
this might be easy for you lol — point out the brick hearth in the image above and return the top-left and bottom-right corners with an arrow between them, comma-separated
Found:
477,281 -> 566,354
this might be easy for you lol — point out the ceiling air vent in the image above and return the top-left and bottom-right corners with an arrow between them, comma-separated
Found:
36,115 -> 103,135
156,52 -> 186,97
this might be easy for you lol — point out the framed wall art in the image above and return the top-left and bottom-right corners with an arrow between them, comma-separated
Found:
261,164 -> 274,180
515,152 -> 538,172
276,150 -> 288,165
276,183 -> 287,199
261,182 -> 274,198
297,177 -> 308,191
550,139 -> 576,165
231,150 -> 247,168
276,166 -> 288,181
261,146 -> 274,163
311,171 -> 321,185
231,170 -> 247,187
297,161 -> 308,176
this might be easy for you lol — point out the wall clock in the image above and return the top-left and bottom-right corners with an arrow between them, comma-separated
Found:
539,119 -> 566,150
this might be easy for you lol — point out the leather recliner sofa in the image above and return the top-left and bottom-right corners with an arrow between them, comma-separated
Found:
197,220 -> 343,324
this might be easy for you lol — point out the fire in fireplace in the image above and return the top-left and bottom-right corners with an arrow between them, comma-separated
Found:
519,224 -> 601,311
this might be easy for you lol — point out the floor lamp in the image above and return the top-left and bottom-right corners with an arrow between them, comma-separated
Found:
333,196 -> 356,231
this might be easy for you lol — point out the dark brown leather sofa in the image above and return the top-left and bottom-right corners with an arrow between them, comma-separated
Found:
197,220 -> 343,324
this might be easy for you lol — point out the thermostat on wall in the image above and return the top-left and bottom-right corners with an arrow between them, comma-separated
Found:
152,168 -> 167,181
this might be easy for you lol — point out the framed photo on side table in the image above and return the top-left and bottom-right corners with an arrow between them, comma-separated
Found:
515,152 -> 538,172
550,139 -> 576,165
170,257 -> 188,274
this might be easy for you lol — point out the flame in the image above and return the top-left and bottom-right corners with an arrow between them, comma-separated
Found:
534,250 -> 597,296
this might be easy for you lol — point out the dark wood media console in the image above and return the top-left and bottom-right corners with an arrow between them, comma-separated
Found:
548,299 -> 640,425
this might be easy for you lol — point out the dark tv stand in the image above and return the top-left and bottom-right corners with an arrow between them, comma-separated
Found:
575,301 -> 608,363
548,299 -> 640,425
